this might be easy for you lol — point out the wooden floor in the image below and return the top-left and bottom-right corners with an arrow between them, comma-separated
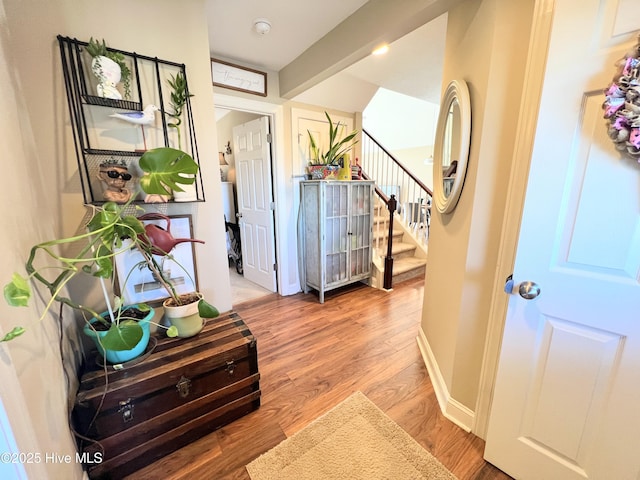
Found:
129,277 -> 512,480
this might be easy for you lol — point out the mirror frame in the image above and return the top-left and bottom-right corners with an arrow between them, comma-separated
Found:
433,79 -> 471,214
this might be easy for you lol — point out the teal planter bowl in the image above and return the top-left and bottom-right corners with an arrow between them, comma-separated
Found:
83,305 -> 154,364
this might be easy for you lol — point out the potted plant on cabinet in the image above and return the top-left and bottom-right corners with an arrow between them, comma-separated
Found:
307,111 -> 359,179
2,148 -> 217,362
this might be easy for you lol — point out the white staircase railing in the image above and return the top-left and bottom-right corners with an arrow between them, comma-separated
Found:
361,129 -> 432,288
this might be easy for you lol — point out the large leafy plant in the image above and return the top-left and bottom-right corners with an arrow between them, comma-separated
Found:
307,111 -> 359,165
3,202 -> 167,350
139,147 -> 199,197
2,148 -> 215,351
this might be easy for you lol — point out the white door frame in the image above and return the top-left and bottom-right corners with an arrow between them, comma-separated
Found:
213,93 -> 299,296
473,0 -> 555,438
0,347 -> 48,479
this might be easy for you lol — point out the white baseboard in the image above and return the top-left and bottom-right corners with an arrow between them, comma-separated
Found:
416,329 -> 474,432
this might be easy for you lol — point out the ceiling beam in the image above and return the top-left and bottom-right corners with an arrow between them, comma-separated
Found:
278,0 -> 464,99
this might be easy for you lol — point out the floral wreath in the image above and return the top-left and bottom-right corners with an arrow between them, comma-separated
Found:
603,36 -> 640,158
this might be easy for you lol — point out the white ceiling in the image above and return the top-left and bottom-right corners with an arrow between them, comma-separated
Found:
206,0 -> 369,72
205,0 -> 447,112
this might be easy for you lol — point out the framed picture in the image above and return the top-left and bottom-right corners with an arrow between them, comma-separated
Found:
114,215 -> 199,305
211,58 -> 267,96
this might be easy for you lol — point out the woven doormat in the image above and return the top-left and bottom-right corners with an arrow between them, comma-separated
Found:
246,391 -> 457,480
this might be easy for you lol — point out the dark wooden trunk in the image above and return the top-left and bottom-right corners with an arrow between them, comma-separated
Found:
72,311 -> 260,479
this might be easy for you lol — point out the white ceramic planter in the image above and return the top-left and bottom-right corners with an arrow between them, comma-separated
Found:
91,55 -> 122,100
163,296 -> 203,337
172,174 -> 198,202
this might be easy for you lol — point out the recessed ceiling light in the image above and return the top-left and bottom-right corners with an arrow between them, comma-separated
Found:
253,18 -> 272,35
372,44 -> 389,55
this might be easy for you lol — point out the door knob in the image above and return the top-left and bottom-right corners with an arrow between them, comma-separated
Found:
518,281 -> 541,300
236,212 -> 243,218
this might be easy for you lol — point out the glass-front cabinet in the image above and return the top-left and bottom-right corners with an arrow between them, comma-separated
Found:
299,180 -> 374,303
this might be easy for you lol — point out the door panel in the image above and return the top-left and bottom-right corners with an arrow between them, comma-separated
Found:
233,117 -> 277,292
485,1 -> 640,479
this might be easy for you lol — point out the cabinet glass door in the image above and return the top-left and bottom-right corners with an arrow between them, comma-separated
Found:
350,183 -> 372,277
325,183 -> 349,285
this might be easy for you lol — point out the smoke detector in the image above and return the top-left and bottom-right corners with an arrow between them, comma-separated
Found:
253,18 -> 272,35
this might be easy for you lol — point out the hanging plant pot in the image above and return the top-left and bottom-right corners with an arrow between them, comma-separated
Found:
91,55 -> 122,100
83,305 -> 154,364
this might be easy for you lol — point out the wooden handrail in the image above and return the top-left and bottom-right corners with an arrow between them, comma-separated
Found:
443,160 -> 458,178
363,128 -> 434,197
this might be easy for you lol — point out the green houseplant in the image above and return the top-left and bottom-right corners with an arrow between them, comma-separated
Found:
165,74 -> 198,201
2,148 -> 217,360
307,111 -> 358,164
86,37 -> 132,100
166,72 -> 193,150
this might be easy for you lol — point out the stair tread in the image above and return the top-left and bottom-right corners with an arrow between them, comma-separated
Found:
392,256 -> 427,274
391,242 -> 416,253
377,241 -> 416,255
373,230 -> 403,240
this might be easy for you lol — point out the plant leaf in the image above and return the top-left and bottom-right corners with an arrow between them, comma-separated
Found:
1,326 -> 26,342
117,215 -> 145,238
92,244 -> 113,278
139,148 -> 199,195
4,273 -> 31,307
198,299 -> 219,319
100,320 -> 143,351
166,325 -> 179,337
137,303 -> 151,313
111,296 -> 123,311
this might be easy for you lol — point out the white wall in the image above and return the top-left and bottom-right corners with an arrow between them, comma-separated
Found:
0,1 -> 227,477
390,146 -> 434,190
364,88 -> 439,150
419,0 -> 535,426
363,88 -> 438,191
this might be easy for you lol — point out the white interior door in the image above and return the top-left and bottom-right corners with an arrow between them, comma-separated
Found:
485,1 -> 640,479
233,116 -> 277,292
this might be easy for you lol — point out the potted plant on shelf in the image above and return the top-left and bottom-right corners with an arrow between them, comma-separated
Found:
2,148 -> 217,362
139,146 -> 200,203
166,71 -> 193,150
307,111 -> 359,180
86,37 -> 132,100
165,72 -> 198,201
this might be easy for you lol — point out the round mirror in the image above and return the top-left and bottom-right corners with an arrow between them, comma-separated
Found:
433,80 -> 471,214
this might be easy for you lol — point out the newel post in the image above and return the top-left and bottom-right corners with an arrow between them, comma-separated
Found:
383,194 -> 397,290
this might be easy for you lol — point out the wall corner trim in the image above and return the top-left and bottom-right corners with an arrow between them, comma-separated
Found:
416,330 -> 474,432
